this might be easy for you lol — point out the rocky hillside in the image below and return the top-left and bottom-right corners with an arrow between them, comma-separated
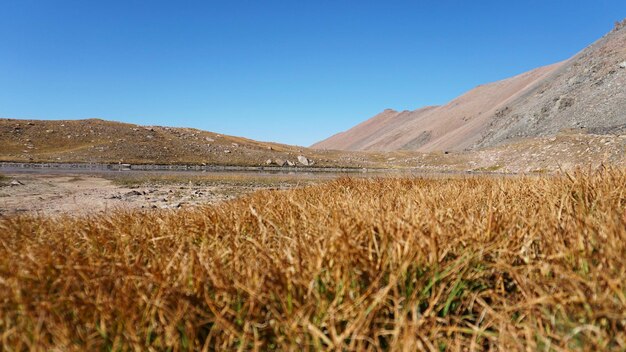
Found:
477,19 -> 626,148
313,20 -> 626,152
0,118 -> 396,168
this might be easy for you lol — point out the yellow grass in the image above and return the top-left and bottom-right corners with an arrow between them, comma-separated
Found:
1,169 -> 625,351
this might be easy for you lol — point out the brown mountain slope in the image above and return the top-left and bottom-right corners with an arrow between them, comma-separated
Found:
313,20 -> 626,152
312,107 -> 438,151
313,63 -> 562,152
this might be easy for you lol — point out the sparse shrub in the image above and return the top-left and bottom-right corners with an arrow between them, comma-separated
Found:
0,173 -> 8,186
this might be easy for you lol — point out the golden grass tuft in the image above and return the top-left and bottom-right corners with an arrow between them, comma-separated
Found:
1,169 -> 625,350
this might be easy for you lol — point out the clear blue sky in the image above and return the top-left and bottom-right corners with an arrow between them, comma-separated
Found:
1,1 -> 625,146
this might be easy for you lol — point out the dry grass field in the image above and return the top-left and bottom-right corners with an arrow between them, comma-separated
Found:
1,169 -> 625,351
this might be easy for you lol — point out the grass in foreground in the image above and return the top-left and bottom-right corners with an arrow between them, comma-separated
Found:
1,169 -> 625,351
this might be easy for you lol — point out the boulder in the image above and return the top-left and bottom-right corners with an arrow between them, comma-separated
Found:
10,180 -> 24,186
620,61 -> 626,69
286,160 -> 295,166
274,159 -> 286,167
265,159 -> 273,165
297,155 -> 311,166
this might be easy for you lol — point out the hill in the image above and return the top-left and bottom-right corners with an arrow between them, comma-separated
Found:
313,20 -> 626,152
0,119 -> 416,168
0,118 -> 396,168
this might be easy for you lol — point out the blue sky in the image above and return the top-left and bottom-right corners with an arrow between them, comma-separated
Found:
1,1 -> 625,146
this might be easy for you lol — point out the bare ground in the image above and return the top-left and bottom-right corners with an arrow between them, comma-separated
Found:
0,172 -> 314,217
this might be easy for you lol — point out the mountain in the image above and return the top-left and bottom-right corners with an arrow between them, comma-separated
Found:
313,20 -> 626,152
